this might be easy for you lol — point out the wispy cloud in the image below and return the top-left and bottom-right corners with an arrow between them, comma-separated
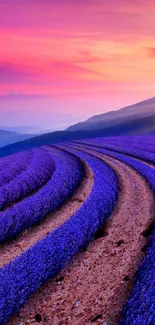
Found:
147,47 -> 155,57
0,62 -> 38,84
0,0 -> 155,125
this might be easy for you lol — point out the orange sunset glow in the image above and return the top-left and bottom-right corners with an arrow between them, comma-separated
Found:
0,0 -> 155,129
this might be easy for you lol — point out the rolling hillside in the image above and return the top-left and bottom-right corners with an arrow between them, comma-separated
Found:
0,113 -> 155,158
0,126 -> 49,135
0,135 -> 155,324
67,97 -> 155,131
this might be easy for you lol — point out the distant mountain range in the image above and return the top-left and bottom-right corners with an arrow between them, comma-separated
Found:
0,125 -> 52,148
0,97 -> 155,157
0,129 -> 34,148
67,97 -> 155,131
0,126 -> 50,134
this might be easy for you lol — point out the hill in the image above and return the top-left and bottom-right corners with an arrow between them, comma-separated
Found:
0,129 -> 34,148
0,113 -> 155,158
67,97 -> 155,131
0,126 -> 49,135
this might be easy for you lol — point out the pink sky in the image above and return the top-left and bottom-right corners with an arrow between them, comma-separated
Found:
0,0 -> 155,130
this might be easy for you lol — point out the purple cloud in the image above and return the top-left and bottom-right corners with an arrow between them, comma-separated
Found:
0,62 -> 37,84
49,61 -> 102,79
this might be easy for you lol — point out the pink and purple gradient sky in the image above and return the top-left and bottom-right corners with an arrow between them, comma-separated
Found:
0,0 -> 155,130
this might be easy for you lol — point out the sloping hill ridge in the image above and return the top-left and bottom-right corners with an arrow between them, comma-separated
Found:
0,114 -> 155,158
67,97 -> 155,131
0,129 -> 34,148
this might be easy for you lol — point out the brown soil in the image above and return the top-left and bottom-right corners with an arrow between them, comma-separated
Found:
0,162 -> 93,268
7,150 -> 155,325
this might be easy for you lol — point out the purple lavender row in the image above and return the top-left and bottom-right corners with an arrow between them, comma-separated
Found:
0,148 -> 55,211
0,155 -> 15,170
0,150 -> 33,188
120,233 -> 155,324
71,142 -> 155,190
107,136 -> 155,154
0,150 -> 32,175
0,146 -> 118,325
89,136 -> 155,154
0,146 -> 84,242
75,138 -> 155,164
0,151 -> 29,170
71,142 -> 155,324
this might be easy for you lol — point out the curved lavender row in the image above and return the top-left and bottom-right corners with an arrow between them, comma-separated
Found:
71,142 -> 155,190
71,143 -> 155,324
89,136 -> 155,154
120,234 -> 155,325
0,149 -> 55,210
0,146 -> 84,242
0,150 -> 33,188
0,155 -> 16,170
58,145 -> 117,193
75,139 -> 155,165
0,152 -> 28,170
104,136 -> 155,155
0,147 -> 118,325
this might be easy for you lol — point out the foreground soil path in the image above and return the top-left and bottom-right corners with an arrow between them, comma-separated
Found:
0,161 -> 93,268
8,149 -> 154,325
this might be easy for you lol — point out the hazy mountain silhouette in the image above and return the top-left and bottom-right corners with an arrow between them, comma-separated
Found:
0,112 -> 155,158
67,97 -> 155,131
0,129 -> 34,148
0,126 -> 48,134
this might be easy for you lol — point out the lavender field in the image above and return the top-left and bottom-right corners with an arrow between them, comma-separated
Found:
0,136 -> 155,325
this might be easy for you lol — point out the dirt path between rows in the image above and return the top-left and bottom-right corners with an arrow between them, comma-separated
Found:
8,148 -> 154,325
0,161 -> 93,268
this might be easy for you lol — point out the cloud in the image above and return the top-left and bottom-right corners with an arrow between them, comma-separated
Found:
147,47 -> 155,57
0,56 -> 103,86
0,62 -> 36,84
1,0 -> 154,36
49,61 -> 102,80
77,50 -> 105,64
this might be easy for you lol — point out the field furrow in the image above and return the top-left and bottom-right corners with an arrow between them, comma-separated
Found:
0,149 -> 55,211
0,147 -> 84,242
0,161 -> 93,268
0,136 -> 154,325
0,148 -> 117,325
7,148 -> 154,325
73,140 -> 155,165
